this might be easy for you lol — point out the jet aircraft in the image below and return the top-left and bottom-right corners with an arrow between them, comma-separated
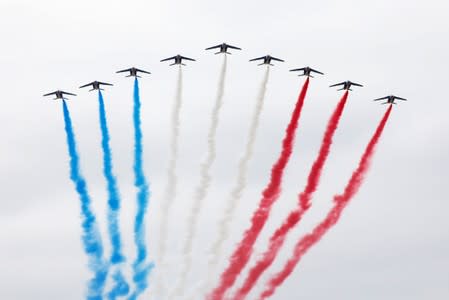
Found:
373,95 -> 407,104
205,43 -> 242,54
330,81 -> 363,91
43,90 -> 76,100
249,55 -> 284,66
290,67 -> 324,77
160,55 -> 196,66
79,81 -> 113,91
116,67 -> 151,78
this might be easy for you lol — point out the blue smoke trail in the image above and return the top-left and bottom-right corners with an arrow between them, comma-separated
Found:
97,91 -> 130,299
61,100 -> 108,300
129,78 -> 154,300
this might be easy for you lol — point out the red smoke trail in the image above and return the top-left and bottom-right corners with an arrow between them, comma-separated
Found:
207,78 -> 310,300
233,91 -> 349,300
258,105 -> 393,300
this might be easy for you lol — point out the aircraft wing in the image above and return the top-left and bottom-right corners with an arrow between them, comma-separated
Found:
161,56 -> 176,62
227,45 -> 242,50
395,96 -> 407,101
329,82 -> 345,87
249,56 -> 265,62
79,82 -> 93,88
352,82 -> 363,87
98,82 -> 113,86
290,68 -> 305,72
311,68 -> 324,75
271,57 -> 284,62
116,68 -> 131,73
62,91 -> 76,96
205,44 -> 221,50
43,91 -> 57,96
136,68 -> 151,74
180,56 -> 196,61
373,96 -> 388,101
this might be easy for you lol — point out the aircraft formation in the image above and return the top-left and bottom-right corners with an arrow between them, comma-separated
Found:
43,41 -> 406,103
45,42 -> 406,300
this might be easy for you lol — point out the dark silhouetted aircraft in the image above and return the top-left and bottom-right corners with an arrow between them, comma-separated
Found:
161,55 -> 196,66
116,67 -> 151,78
290,67 -> 324,78
205,43 -> 242,54
43,90 -> 76,100
374,95 -> 407,105
330,81 -> 363,91
249,55 -> 284,66
79,81 -> 113,91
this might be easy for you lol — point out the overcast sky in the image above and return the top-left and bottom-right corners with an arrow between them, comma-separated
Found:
0,0 -> 448,299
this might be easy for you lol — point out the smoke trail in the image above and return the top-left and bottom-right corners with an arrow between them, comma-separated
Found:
207,75 -> 308,300
258,105 -> 393,300
233,91 -> 349,299
61,100 -> 108,300
129,78 -> 154,300
96,91 -> 130,299
206,67 -> 273,285
156,66 -> 183,298
172,55 -> 228,297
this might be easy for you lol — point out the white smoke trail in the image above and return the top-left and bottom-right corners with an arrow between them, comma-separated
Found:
156,66 -> 183,299
202,66 -> 271,296
170,55 -> 229,299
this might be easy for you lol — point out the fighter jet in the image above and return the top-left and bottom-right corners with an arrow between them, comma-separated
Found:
290,67 -> 324,78
330,81 -> 363,91
160,55 -> 196,66
249,55 -> 284,66
43,90 -> 76,100
79,81 -> 113,91
205,43 -> 242,55
373,95 -> 407,105
116,67 -> 151,78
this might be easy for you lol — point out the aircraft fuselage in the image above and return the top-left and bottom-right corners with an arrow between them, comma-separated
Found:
55,91 -> 64,99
